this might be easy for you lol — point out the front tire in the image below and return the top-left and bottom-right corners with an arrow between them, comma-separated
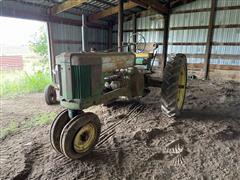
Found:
60,112 -> 101,159
161,54 -> 187,117
50,109 -> 70,154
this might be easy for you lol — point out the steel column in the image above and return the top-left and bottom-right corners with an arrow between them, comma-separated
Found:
132,13 -> 137,52
203,0 -> 217,80
47,22 -> 55,82
118,0 -> 124,52
162,14 -> 170,69
82,14 -> 86,52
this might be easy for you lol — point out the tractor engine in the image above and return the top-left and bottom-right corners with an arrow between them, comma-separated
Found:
56,52 -> 144,110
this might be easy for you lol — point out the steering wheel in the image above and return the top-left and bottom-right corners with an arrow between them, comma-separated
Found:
127,33 -> 146,53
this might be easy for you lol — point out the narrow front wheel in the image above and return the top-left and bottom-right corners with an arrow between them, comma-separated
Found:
60,112 -> 101,159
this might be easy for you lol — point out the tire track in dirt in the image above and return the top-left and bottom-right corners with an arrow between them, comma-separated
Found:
96,102 -> 145,148
12,142 -> 42,180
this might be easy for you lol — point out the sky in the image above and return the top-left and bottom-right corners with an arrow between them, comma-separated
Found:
0,16 -> 46,46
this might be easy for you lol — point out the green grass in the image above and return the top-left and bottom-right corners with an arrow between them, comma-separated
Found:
0,112 -> 56,140
24,112 -> 56,128
0,70 -> 51,97
0,121 -> 18,140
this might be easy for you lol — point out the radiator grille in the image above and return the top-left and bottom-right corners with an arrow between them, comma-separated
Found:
71,65 -> 91,99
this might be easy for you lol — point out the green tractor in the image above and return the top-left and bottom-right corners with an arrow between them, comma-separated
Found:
50,38 -> 187,159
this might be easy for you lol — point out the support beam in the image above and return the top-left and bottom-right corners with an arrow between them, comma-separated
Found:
130,0 -> 169,14
162,14 -> 170,69
47,22 -> 55,82
170,0 -> 196,8
97,0 -> 116,7
132,13 -> 137,52
51,0 -> 87,14
88,1 -> 138,22
203,0 -> 217,80
1,7 -> 108,29
118,0 -> 124,52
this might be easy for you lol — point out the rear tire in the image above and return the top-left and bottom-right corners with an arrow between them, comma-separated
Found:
44,84 -> 57,105
161,54 -> 187,117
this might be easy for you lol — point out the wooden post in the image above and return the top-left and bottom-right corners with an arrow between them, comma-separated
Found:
132,13 -> 137,52
118,0 -> 123,52
162,14 -> 170,69
203,0 -> 217,80
47,22 -> 55,82
108,22 -> 113,50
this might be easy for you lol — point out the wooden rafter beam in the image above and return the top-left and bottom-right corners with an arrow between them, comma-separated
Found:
88,1 -> 138,22
130,0 -> 169,14
51,0 -> 87,14
170,0 -> 196,9
97,0 -> 116,7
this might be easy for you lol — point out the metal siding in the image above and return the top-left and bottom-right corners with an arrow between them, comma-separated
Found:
116,12 -> 164,52
170,0 -> 240,66
170,12 -> 210,27
169,8 -> 209,64
1,0 -> 47,15
211,6 -> 240,66
168,45 -> 206,54
169,29 -> 208,43
137,13 -> 164,29
172,0 -> 211,12
213,28 -> 240,42
215,9 -> 240,25
52,23 -> 82,55
88,28 -> 108,50
52,23 -> 82,41
217,0 -> 240,7
52,23 -> 108,55
211,46 -> 240,55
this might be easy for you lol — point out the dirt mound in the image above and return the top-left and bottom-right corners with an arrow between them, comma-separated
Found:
1,80 -> 240,179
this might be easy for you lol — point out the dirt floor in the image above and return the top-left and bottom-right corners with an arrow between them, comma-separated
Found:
0,80 -> 240,180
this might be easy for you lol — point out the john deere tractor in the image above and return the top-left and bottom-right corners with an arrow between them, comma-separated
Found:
50,34 -> 187,159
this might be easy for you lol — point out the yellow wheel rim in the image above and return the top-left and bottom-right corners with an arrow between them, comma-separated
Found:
74,123 -> 96,153
176,64 -> 186,110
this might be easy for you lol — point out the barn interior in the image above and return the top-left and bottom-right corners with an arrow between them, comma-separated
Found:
0,0 -> 240,179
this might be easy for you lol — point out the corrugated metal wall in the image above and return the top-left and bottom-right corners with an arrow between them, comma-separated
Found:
113,0 -> 240,80
170,0 -> 210,64
212,0 -> 240,66
51,13 -> 108,56
113,13 -> 164,53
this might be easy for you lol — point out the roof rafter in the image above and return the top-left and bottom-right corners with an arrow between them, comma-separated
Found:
88,1 -> 139,22
130,0 -> 169,14
96,0 -> 116,7
51,0 -> 87,14
170,0 -> 196,9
